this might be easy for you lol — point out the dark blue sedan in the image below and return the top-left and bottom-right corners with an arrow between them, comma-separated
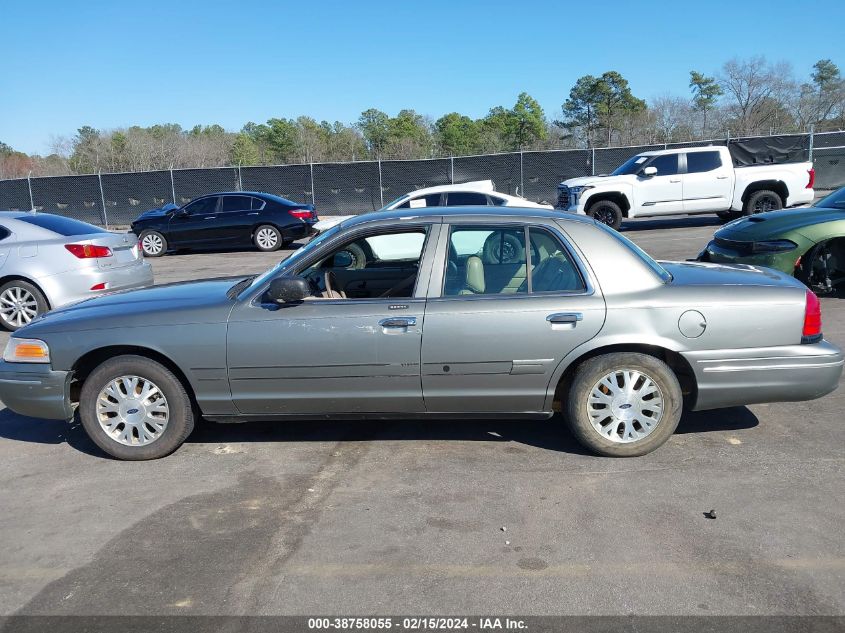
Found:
131,192 -> 317,256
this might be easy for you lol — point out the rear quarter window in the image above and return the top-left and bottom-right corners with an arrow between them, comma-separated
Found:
18,214 -> 105,236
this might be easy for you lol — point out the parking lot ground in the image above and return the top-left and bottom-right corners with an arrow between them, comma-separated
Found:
0,216 -> 843,616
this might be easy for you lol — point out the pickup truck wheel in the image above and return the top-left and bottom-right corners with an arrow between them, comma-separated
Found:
744,190 -> 782,215
565,352 -> 682,457
79,355 -> 195,460
587,200 -> 623,230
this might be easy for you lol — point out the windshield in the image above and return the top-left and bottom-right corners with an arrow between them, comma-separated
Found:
813,187 -> 845,209
611,154 -> 650,176
243,224 -> 344,293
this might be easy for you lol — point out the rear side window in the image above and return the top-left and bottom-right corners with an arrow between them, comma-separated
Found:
528,227 -> 585,293
0,226 -> 10,241
647,154 -> 679,176
252,197 -> 266,210
222,196 -> 252,212
17,214 -> 105,236
446,192 -> 490,206
686,151 -> 722,173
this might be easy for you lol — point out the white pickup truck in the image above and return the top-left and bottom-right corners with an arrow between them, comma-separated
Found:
555,145 -> 815,229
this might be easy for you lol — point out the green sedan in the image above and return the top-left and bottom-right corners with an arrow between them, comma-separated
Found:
699,187 -> 845,295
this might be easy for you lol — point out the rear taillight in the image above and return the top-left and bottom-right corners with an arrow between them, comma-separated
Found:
65,243 -> 112,258
289,209 -> 314,220
806,168 -> 815,189
802,290 -> 822,342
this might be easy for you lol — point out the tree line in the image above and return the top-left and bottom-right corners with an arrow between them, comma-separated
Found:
2,55 -> 843,180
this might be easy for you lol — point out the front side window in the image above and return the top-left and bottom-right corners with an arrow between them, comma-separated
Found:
686,151 -> 722,173
222,195 -> 252,212
395,193 -> 440,209
184,196 -> 219,215
647,154 -> 679,176
299,227 -> 429,299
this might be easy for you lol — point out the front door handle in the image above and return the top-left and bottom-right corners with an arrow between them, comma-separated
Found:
669,179 -> 681,183
379,316 -> 417,329
716,175 -> 729,180
547,313 -> 583,328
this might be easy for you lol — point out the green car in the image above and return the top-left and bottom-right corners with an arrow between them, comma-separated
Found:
699,187 -> 845,295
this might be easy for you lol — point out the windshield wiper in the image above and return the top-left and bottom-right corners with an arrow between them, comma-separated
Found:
227,275 -> 257,299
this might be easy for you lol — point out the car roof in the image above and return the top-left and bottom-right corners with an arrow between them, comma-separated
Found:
0,211 -> 31,219
638,145 -> 724,157
394,180 -> 496,197
341,205 -> 596,228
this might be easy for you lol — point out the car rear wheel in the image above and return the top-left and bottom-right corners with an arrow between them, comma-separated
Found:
0,280 -> 49,331
744,190 -> 782,215
79,355 -> 194,460
254,225 -> 282,252
140,230 -> 167,257
565,352 -> 682,457
587,200 -> 623,230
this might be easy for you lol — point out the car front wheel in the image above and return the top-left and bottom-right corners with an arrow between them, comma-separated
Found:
565,352 -> 682,457
140,230 -> 168,257
587,200 -> 623,230
79,355 -> 195,460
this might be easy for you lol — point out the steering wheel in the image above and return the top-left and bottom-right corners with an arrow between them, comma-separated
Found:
323,270 -> 340,297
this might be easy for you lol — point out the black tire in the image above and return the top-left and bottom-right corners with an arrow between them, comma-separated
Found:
743,189 -> 783,215
565,352 -> 683,457
796,241 -> 839,296
253,224 -> 282,252
139,230 -> 168,257
0,280 -> 49,331
79,355 -> 195,460
587,200 -> 623,230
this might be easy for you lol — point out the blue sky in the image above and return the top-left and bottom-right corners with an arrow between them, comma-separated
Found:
1,0 -> 843,154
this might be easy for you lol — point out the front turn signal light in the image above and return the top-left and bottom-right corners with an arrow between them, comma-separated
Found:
3,338 -> 51,364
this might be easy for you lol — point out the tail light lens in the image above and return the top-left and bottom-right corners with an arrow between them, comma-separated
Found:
65,243 -> 112,258
289,209 -> 315,220
806,168 -> 815,189
802,290 -> 822,342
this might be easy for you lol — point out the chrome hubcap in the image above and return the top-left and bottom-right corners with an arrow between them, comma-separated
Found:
0,287 -> 38,327
256,228 -> 278,249
142,234 -> 163,255
96,375 -> 169,446
587,369 -> 664,443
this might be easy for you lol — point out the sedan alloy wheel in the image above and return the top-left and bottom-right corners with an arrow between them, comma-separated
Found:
0,286 -> 39,328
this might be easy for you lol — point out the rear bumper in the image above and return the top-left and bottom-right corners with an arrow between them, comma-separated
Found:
0,361 -> 74,421
38,261 -> 154,307
683,340 -> 844,411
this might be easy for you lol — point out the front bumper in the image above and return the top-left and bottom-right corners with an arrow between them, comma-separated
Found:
682,340 -> 844,411
0,361 -> 74,421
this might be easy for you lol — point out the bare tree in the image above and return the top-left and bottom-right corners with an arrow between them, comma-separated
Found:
719,56 -> 797,135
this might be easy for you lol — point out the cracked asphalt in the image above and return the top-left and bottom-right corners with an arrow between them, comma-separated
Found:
0,215 -> 843,616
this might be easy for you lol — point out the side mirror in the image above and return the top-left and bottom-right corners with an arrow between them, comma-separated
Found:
332,251 -> 354,268
266,276 -> 310,304
641,166 -> 658,177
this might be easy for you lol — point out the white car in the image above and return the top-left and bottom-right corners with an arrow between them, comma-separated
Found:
556,146 -> 815,229
313,180 -> 552,233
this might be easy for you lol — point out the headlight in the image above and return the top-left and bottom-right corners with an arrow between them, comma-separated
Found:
569,185 -> 595,194
3,338 -> 51,364
751,239 -> 798,253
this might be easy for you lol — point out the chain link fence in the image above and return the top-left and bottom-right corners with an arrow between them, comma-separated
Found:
2,131 -> 844,227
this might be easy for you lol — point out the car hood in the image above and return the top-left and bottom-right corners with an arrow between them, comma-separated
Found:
560,175 -> 633,188
20,277 -> 244,335
133,203 -> 178,222
661,260 -> 803,288
717,207 -> 844,238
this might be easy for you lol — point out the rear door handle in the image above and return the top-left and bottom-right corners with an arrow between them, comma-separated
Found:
716,176 -> 729,180
547,312 -> 583,327
379,317 -> 417,328
669,179 -> 681,183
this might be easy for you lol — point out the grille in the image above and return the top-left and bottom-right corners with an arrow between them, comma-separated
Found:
556,186 -> 571,209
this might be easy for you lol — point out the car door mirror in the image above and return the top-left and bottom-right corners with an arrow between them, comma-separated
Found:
332,251 -> 354,268
266,276 -> 310,304
641,166 -> 658,177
